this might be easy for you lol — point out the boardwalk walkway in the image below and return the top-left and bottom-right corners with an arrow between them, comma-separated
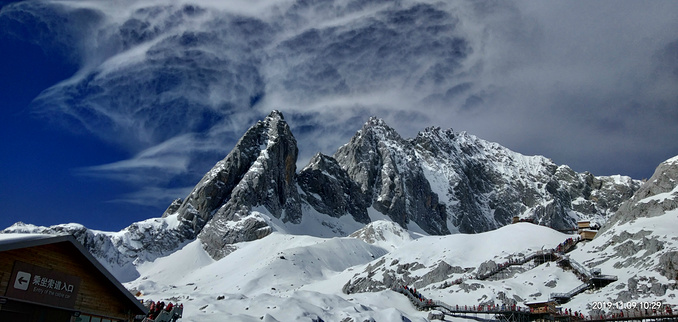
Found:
476,237 -> 580,281
550,256 -> 617,304
391,236 -> 649,321
394,285 -> 676,322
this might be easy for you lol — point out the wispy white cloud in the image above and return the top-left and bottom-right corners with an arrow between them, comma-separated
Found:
107,186 -> 194,206
2,0 -> 677,207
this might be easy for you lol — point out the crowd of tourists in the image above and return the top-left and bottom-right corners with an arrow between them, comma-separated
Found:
396,285 -> 434,308
554,236 -> 579,253
143,300 -> 183,321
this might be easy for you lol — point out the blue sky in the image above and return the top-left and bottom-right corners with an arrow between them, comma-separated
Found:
0,27 -> 144,229
1,0 -> 677,232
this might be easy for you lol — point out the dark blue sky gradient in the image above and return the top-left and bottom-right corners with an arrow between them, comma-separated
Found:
0,33 -> 150,230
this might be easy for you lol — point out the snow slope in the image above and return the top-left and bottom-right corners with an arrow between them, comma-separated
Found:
566,208 -> 678,313
5,155 -> 676,321
124,222 -> 586,321
126,232 -> 415,321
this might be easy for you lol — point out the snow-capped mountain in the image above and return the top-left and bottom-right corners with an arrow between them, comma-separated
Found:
156,110 -> 639,259
568,156 -> 678,305
122,162 -> 678,321
169,110 -> 303,259
3,113 -> 676,320
333,117 -> 640,235
4,111 -> 639,265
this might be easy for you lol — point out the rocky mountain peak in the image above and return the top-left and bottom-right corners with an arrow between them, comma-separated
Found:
365,115 -> 387,127
599,155 -> 678,234
11,111 -> 643,263
194,111 -> 302,259
355,116 -> 403,143
334,118 -> 450,235
267,109 -> 285,120
155,111 -> 301,259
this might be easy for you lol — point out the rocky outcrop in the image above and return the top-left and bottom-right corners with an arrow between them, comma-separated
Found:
599,156 -> 678,235
342,257 -> 416,294
348,220 -> 414,248
658,252 -> 678,280
334,118 -> 449,234
589,155 -> 678,284
334,120 -> 640,234
181,111 -> 302,259
297,153 -> 371,224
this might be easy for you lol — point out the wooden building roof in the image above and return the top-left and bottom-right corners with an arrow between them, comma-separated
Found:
0,233 -> 147,316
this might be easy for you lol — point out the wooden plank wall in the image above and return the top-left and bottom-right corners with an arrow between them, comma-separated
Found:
1,243 -> 138,321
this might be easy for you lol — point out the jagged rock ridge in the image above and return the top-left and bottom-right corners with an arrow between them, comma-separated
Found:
2,216 -> 192,282
166,110 -> 303,259
163,111 -> 639,259
581,155 -> 678,294
332,117 -> 640,234
4,111 -> 641,262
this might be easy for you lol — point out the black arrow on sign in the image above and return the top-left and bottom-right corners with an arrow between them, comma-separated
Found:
17,276 -> 28,285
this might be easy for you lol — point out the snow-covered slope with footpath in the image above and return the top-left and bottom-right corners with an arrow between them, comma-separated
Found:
4,157 -> 677,321
123,213 -> 670,322
132,155 -> 671,321
118,221 -> 578,321
564,155 -> 678,316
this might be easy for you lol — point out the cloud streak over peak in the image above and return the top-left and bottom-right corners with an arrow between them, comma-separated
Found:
1,0 -> 677,217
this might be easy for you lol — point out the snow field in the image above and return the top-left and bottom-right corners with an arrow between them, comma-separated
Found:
126,222 -> 589,321
126,231 -> 423,321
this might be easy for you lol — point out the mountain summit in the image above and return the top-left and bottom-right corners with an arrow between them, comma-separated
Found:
165,110 -> 301,258
158,111 -> 639,259
3,111 -> 641,263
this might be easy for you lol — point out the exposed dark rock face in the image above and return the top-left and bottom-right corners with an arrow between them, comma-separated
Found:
591,156 -> 678,282
3,112 -> 644,263
334,118 -> 449,234
599,156 -> 678,235
162,198 -> 183,218
658,252 -> 678,280
173,110 -> 303,259
297,153 -> 371,224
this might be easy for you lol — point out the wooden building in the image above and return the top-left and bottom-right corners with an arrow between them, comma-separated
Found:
577,221 -> 591,230
0,234 -> 147,322
525,300 -> 557,314
579,230 -> 597,241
